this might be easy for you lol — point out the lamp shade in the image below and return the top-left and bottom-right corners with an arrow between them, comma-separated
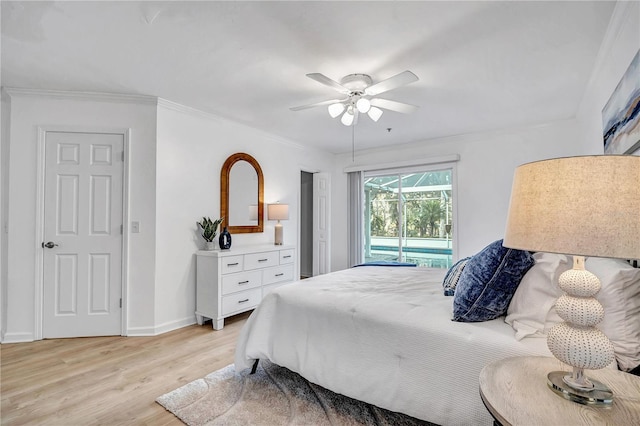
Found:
367,106 -> 383,122
356,98 -> 371,113
267,203 -> 289,221
341,108 -> 355,126
503,155 -> 640,259
328,103 -> 345,118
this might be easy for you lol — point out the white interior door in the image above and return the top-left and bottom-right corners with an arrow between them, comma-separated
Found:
43,131 -> 124,338
312,172 -> 330,275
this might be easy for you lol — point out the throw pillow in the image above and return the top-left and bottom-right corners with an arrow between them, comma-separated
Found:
452,239 -> 534,322
505,252 -> 570,339
443,257 -> 470,296
525,256 -> 640,372
581,258 -> 640,371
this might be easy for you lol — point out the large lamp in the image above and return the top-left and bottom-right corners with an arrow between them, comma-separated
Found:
503,155 -> 640,405
267,203 -> 289,245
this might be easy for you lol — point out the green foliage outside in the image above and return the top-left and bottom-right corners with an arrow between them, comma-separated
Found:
369,191 -> 451,238
366,170 -> 453,239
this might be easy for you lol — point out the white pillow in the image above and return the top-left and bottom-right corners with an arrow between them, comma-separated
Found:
505,252 -> 570,340
507,254 -> 640,371
583,257 -> 640,372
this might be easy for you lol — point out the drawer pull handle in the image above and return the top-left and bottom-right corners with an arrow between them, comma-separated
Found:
258,258 -> 268,262
283,255 -> 292,259
227,262 -> 239,266
238,280 -> 249,285
275,273 -> 284,277
238,299 -> 250,304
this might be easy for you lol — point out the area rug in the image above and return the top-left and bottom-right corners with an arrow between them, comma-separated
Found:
156,359 -> 434,426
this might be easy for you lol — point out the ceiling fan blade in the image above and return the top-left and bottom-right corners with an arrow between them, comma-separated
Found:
370,98 -> 419,114
290,98 -> 347,111
365,71 -> 418,96
306,73 -> 351,94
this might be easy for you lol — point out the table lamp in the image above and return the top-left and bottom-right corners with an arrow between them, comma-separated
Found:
267,203 -> 289,245
503,155 -> 640,405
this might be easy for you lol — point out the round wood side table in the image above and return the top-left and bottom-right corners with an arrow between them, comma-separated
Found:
479,356 -> 640,425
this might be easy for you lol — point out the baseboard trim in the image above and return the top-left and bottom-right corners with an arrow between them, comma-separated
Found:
153,316 -> 197,335
1,331 -> 35,344
126,316 -> 196,337
0,319 -> 197,341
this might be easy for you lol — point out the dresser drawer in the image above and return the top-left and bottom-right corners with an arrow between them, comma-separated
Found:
244,251 -> 279,270
279,249 -> 295,264
196,245 -> 295,331
221,255 -> 244,274
263,264 -> 294,285
221,270 -> 262,295
222,288 -> 262,316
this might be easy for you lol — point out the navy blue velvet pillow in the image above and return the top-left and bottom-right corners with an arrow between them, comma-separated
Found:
452,239 -> 534,322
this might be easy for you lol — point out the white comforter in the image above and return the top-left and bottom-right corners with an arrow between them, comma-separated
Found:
235,266 -> 553,425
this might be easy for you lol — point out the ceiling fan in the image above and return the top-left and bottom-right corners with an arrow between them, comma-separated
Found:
290,71 -> 419,126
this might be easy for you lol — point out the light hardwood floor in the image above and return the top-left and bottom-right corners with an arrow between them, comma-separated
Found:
1,312 -> 251,425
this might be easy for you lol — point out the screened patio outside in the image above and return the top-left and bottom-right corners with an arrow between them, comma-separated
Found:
364,169 -> 454,268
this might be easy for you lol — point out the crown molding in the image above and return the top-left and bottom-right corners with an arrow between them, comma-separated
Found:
156,97 -> 220,121
3,87 -> 309,152
2,87 -> 158,105
156,97 -> 307,152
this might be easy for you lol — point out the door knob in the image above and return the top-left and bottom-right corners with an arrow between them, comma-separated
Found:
42,241 -> 59,249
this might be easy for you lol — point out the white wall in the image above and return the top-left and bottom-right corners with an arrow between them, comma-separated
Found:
1,91 -> 158,342
154,101 -> 334,333
330,119 -> 585,271
329,1 -> 640,272
2,1 -> 636,340
0,92 -> 334,341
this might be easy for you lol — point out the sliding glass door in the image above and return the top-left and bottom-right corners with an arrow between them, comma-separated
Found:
363,167 -> 454,268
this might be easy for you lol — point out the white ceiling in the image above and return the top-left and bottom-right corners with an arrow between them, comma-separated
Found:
1,1 -> 616,154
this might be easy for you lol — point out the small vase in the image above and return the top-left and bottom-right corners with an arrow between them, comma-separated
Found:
219,227 -> 232,250
205,241 -> 215,251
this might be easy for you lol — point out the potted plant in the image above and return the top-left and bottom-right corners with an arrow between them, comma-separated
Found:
197,217 -> 224,250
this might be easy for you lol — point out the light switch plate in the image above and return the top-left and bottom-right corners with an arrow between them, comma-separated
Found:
131,221 -> 140,233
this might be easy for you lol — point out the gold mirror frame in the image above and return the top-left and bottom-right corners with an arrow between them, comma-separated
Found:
220,153 -> 264,234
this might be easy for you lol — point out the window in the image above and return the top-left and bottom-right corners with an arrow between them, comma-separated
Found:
362,166 -> 455,268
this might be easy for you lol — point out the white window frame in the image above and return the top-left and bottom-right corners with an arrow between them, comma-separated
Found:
346,155 -> 459,267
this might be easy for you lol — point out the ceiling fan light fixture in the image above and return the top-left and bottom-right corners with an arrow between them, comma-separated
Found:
368,106 -> 383,122
356,98 -> 371,113
328,102 -> 345,118
292,70 -> 418,127
341,108 -> 355,126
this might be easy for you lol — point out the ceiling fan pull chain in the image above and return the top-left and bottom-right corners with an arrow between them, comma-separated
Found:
352,124 -> 355,162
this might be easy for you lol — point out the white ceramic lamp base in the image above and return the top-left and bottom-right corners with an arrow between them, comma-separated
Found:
274,222 -> 283,245
546,256 -> 615,405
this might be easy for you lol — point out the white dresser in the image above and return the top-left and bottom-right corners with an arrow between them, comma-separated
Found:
195,244 -> 296,330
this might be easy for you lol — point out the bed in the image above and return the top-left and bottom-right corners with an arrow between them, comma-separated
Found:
234,265 -> 554,425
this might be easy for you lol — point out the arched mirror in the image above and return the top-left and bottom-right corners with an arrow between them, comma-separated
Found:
221,153 -> 264,234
